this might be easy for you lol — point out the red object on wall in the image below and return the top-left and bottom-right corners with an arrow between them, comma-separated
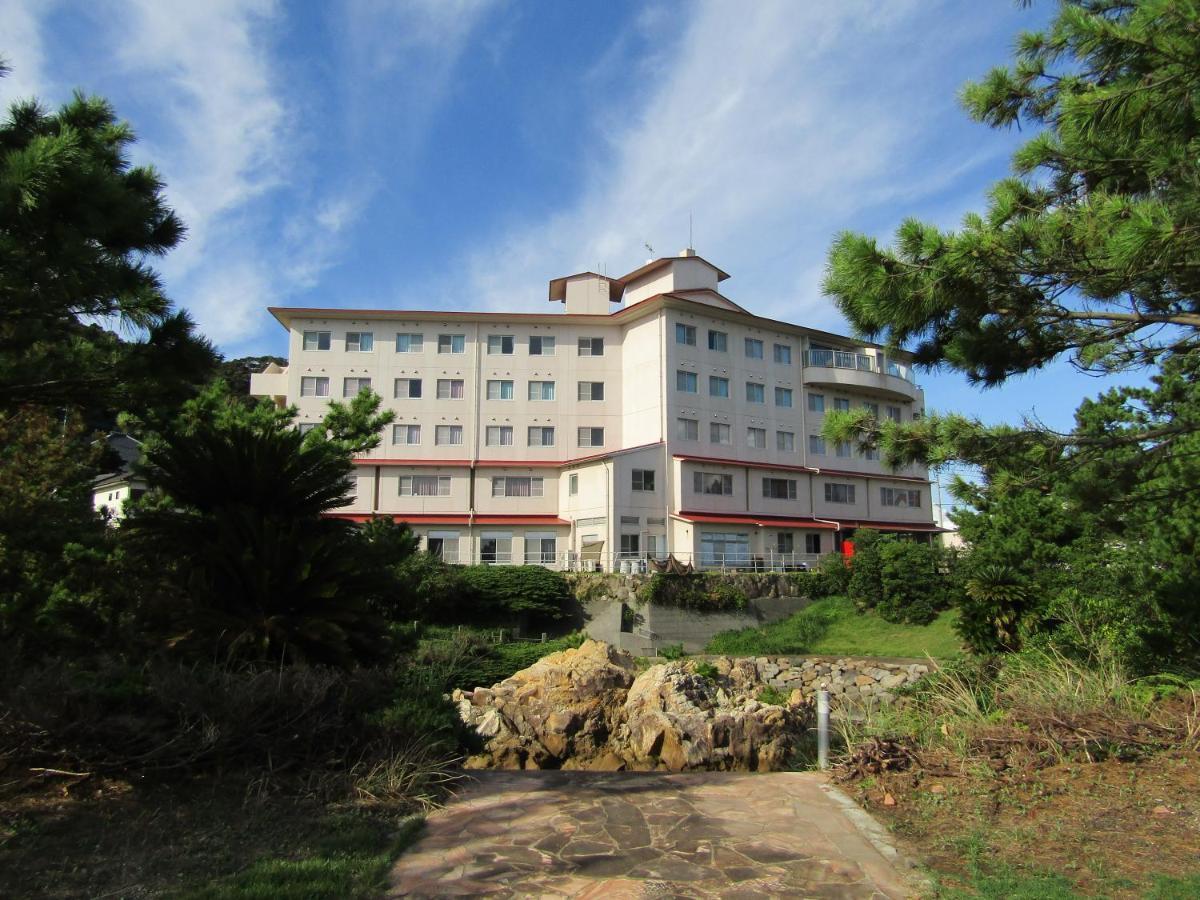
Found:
842,539 -> 855,558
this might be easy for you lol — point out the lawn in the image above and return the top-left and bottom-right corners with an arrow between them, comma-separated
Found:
705,595 -> 962,659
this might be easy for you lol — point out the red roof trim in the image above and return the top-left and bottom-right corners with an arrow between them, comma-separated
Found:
672,453 -> 931,484
841,520 -> 946,533
810,467 -> 930,485
354,442 -> 664,470
325,513 -> 569,527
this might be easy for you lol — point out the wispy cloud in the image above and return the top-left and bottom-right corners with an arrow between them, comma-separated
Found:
0,0 -> 52,108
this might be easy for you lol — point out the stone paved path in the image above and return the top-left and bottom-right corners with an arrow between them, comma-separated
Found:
389,771 -> 917,898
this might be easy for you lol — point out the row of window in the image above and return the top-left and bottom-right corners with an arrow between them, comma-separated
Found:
692,472 -> 920,507
303,330 -> 604,357
389,424 -> 605,448
808,393 -> 904,420
675,325 -> 793,364
675,371 -> 795,406
300,376 -> 606,402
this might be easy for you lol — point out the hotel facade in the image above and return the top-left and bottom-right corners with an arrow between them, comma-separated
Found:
251,251 -> 939,570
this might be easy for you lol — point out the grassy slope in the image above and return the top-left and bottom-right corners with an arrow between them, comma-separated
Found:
706,595 -> 962,659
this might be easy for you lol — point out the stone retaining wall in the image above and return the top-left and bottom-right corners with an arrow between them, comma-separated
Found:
710,656 -> 932,707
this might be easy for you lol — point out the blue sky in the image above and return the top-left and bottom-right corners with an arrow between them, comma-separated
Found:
3,0 -> 1135,441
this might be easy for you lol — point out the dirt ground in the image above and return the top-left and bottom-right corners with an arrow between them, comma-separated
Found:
847,749 -> 1200,897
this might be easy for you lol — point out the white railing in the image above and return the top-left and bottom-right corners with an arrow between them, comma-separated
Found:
423,548 -> 829,573
805,349 -> 917,384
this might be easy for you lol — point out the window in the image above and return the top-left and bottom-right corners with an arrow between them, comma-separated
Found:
676,323 -> 696,345
426,531 -> 460,562
776,533 -> 794,554
577,337 -> 604,356
805,533 -> 822,554
485,425 -> 513,446
632,469 -> 655,492
394,333 -> 422,352
677,417 -> 699,440
694,472 -> 734,495
747,427 -> 767,449
528,426 -> 555,447
486,379 -> 514,400
578,427 -> 604,448
709,376 -> 730,398
435,425 -> 463,445
676,370 -> 698,393
298,423 -> 318,436
568,473 -> 578,495
808,435 -> 826,455
480,533 -> 512,564
529,335 -> 555,355
774,343 -> 792,364
438,333 -> 465,354
863,401 -> 879,417
700,531 -> 749,566
303,330 -> 330,351
834,397 -> 851,412
619,534 -> 640,558
487,334 -> 515,355
394,378 -> 421,399
436,379 -> 464,400
880,487 -> 922,508
393,424 -> 421,445
763,478 -> 797,500
746,382 -> 765,403
300,376 -> 329,397
745,337 -> 764,359
399,475 -> 450,496
492,476 -> 543,497
835,441 -> 852,458
824,483 -> 856,504
865,447 -> 880,461
777,431 -> 795,452
708,330 -> 728,352
346,331 -> 374,352
577,381 -> 604,401
710,422 -> 731,444
808,393 -> 825,413
886,405 -> 902,422
524,533 -> 557,564
343,376 -> 371,397
775,387 -> 793,408
527,381 -> 555,401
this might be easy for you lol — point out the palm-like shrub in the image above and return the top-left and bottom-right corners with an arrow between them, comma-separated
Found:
958,563 -> 1031,653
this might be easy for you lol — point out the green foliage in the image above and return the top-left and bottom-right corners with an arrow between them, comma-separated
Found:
657,643 -> 686,661
693,661 -> 718,680
410,628 -> 586,693
707,600 -> 836,656
847,531 -> 949,625
456,565 -> 572,622
636,573 -> 749,611
757,685 -> 788,706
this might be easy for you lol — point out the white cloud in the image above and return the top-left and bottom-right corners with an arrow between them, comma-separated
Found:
0,0 -> 52,109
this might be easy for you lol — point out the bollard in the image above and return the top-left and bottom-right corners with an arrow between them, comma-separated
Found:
817,686 -> 830,770
541,632 -> 547,643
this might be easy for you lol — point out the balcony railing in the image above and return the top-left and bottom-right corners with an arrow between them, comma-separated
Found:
804,349 -> 916,383
424,548 -> 827,573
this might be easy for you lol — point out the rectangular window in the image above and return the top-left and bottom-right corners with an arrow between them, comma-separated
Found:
709,376 -> 730,398
777,431 -> 795,452
528,380 -> 556,401
436,379 -> 465,400
528,426 -> 555,447
486,379 -> 514,400
808,393 -> 825,413
438,333 -> 465,354
775,387 -> 793,408
487,334 -> 514,354
480,533 -> 511,565
399,475 -> 450,496
834,397 -> 851,412
747,427 -> 767,449
343,376 -> 372,397
577,427 -> 604,448
577,381 -> 604,401
763,478 -> 797,500
805,533 -> 822,554
699,531 -> 749,566
676,370 -> 698,393
528,335 -> 555,355
300,376 -> 329,397
485,425 -> 513,446
492,476 -> 544,497
774,343 -> 792,364
524,533 -> 557,564
777,533 -> 795,554
392,424 -> 421,445
745,337 -> 764,359
568,473 -> 578,495
863,401 -> 879,417
676,323 -> 696,345
707,330 -> 728,352
346,331 -> 374,352
394,333 -> 422,352
824,483 -> 856,504
808,435 -> 826,456
577,337 -> 604,356
394,378 -> 421,399
880,487 -> 922,508
302,330 -> 330,351
298,423 -> 318,436
619,533 -> 640,558
677,418 -> 699,441
886,405 -> 902,422
710,422 -> 731,445
746,382 -> 765,403
632,469 -> 655,492
693,472 -> 734,495
835,441 -> 852,458
435,425 -> 463,445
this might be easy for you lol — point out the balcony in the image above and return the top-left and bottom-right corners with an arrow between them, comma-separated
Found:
803,350 -> 920,401
249,366 -> 288,402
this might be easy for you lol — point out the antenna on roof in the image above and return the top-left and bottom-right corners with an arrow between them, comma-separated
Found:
644,242 -> 654,257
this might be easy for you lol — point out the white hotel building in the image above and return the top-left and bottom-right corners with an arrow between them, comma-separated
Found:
251,251 -> 939,569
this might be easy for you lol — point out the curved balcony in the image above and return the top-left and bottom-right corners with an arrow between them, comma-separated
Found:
803,350 -> 921,401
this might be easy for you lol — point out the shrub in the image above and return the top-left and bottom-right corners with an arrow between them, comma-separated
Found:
657,643 -> 687,660
636,573 -> 748,611
798,552 -> 851,598
847,531 -> 949,625
956,563 -> 1031,653
757,685 -> 789,706
693,661 -> 718,680
847,530 -> 887,612
457,565 -> 572,623
705,600 -> 835,655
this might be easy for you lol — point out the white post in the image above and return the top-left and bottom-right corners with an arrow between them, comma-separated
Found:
817,686 -> 830,770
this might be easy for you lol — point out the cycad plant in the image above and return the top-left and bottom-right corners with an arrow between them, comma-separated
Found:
960,563 -> 1031,653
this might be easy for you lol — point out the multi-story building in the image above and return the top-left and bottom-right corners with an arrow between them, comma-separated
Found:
251,250 -> 940,569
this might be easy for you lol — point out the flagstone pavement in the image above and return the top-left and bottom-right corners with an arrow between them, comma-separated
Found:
389,770 -> 919,898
